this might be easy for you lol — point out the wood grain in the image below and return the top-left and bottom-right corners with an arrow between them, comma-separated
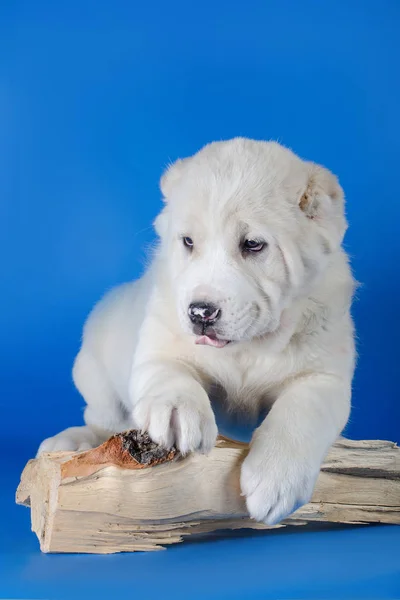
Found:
16,434 -> 400,554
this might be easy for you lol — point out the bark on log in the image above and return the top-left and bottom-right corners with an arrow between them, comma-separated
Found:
16,431 -> 400,554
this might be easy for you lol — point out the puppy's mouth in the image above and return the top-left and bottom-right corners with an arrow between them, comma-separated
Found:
195,333 -> 230,348
192,325 -> 231,348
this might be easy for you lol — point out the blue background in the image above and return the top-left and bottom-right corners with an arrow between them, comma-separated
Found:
1,0 -> 399,598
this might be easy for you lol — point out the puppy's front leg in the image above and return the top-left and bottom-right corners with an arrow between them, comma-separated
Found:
241,374 -> 351,525
129,360 -> 217,454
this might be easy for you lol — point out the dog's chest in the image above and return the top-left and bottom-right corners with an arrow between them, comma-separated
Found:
203,348 -> 293,408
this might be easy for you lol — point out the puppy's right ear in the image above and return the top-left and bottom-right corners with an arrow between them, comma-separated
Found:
160,158 -> 188,200
153,207 -> 168,238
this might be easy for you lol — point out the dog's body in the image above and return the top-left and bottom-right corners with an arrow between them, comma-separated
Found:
39,138 -> 355,524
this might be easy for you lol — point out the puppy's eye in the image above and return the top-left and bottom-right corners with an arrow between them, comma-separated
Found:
183,236 -> 194,249
243,239 -> 265,253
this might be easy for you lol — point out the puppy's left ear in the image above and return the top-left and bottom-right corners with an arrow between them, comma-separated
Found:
299,163 -> 347,249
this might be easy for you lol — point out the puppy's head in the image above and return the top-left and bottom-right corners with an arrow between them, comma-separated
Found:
155,138 -> 346,347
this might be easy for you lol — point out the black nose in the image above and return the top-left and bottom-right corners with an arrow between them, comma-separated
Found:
188,302 -> 221,325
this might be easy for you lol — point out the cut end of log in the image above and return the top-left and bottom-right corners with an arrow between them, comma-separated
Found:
60,430 -> 180,479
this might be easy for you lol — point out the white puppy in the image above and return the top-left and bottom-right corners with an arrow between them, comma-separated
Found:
39,138 -> 355,525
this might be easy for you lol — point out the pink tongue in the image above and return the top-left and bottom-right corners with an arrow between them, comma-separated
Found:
195,335 -> 229,348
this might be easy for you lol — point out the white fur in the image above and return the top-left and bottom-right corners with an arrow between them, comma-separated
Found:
38,138 -> 355,525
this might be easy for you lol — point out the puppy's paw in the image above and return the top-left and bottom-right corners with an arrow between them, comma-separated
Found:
133,392 -> 218,455
240,435 -> 319,525
37,426 -> 100,457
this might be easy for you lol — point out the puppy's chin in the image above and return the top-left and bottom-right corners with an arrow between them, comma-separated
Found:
189,321 -> 281,348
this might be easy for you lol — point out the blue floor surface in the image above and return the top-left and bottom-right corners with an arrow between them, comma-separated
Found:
1,450 -> 399,600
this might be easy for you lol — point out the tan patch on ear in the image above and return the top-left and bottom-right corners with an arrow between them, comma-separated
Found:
299,187 -> 316,219
299,190 -> 311,213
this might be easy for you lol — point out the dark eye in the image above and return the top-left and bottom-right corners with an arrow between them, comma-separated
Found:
183,236 -> 194,249
243,239 -> 266,253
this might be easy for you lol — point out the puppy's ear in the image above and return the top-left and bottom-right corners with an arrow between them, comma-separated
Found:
160,158 -> 188,200
299,163 -> 343,218
299,162 -> 347,248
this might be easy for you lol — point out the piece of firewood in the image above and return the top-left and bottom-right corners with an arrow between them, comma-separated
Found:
16,431 -> 400,554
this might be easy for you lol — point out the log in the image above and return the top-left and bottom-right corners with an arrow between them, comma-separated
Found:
16,431 -> 400,554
